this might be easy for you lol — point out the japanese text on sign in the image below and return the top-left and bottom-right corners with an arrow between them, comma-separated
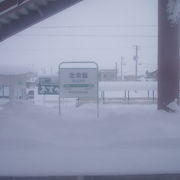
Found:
60,68 -> 97,98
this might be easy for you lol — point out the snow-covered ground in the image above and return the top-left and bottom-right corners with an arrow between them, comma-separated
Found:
0,99 -> 180,176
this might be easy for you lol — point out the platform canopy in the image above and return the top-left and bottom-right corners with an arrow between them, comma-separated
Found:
0,0 -> 83,42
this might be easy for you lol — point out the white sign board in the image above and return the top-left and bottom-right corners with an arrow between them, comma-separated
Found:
38,76 -> 59,95
60,68 -> 98,98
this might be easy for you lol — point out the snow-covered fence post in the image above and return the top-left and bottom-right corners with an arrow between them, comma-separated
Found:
127,90 -> 130,104
153,90 -> 155,103
124,90 -> 127,99
101,91 -> 105,104
148,90 -> 150,99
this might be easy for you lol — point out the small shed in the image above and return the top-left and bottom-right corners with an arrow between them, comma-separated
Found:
99,69 -> 117,81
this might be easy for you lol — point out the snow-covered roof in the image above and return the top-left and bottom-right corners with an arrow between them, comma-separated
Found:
0,65 -> 36,75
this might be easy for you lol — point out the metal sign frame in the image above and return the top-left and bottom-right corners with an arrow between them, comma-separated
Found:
58,61 -> 99,118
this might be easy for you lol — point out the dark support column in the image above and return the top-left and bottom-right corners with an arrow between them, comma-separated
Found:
158,0 -> 179,111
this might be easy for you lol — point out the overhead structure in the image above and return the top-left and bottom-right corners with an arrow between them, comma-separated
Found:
0,0 -> 83,42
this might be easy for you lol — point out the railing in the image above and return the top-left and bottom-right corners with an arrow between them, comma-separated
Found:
100,90 -> 157,104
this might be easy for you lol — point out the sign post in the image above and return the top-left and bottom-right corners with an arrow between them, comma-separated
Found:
58,61 -> 99,117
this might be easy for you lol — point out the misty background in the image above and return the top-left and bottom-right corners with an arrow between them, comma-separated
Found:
0,0 -> 158,76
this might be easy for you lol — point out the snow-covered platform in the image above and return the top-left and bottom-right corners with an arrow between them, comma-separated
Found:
0,101 -> 180,176
1,174 -> 180,180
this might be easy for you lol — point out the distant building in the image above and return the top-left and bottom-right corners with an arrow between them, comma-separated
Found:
123,75 -> 137,81
99,69 -> 117,81
145,70 -> 157,80
122,75 -> 145,81
0,65 -> 36,100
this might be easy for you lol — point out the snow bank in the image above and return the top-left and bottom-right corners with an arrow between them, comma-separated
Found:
0,101 -> 180,176
167,0 -> 180,23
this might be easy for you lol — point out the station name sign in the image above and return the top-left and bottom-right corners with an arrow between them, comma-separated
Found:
60,68 -> 98,98
58,61 -> 99,117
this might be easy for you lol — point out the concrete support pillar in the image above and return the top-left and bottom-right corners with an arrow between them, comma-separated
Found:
158,0 -> 179,110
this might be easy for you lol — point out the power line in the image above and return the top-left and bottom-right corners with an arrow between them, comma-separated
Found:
31,25 -> 158,29
1,46 -> 157,52
14,34 -> 157,38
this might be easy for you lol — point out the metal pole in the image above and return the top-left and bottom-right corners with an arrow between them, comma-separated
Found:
43,94 -> 46,105
134,45 -> 139,81
115,62 -> 118,80
153,90 -> 155,103
128,90 -> 130,104
2,85 -> 4,97
120,57 -> 123,81
58,65 -> 61,115
97,64 -> 99,118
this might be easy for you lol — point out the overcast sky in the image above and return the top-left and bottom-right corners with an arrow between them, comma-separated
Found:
0,0 -> 158,75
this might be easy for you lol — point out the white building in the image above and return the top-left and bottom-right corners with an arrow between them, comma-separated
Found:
0,65 -> 36,100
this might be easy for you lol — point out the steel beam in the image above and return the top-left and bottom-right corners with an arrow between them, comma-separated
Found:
158,0 -> 179,111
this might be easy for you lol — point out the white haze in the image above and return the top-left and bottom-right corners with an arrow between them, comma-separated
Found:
0,0 -> 157,75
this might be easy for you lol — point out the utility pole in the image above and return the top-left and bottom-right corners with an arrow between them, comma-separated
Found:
133,45 -> 140,81
115,62 -> 118,80
120,56 -> 125,81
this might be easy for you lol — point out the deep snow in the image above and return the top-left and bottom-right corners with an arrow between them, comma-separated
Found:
0,100 -> 180,176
